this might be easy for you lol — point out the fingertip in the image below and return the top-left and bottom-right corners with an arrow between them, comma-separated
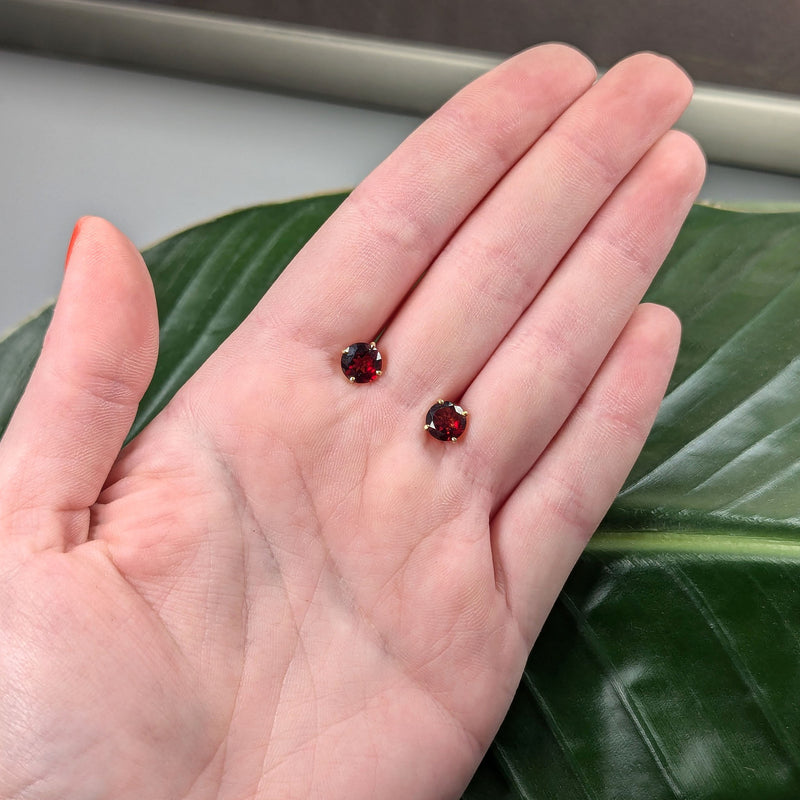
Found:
636,300 -> 681,330
59,216 -> 159,380
64,216 -> 90,271
620,50 -> 694,93
660,128 -> 708,193
605,51 -> 694,119
503,42 -> 597,103
520,41 -> 598,83
631,302 -> 682,366
65,215 -> 146,277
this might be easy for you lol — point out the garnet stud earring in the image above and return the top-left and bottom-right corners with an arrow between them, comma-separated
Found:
341,342 -> 383,383
425,400 -> 468,442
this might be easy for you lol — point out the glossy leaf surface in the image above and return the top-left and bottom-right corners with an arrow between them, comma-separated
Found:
468,205 -> 800,798
1,200 -> 799,798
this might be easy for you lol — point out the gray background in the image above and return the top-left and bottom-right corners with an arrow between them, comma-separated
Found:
0,48 -> 420,335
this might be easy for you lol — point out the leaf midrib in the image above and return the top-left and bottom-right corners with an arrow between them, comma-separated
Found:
589,530 -> 800,559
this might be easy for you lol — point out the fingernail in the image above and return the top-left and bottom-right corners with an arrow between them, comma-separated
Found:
65,217 -> 87,272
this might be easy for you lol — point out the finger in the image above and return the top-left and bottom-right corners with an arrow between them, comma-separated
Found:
491,303 -> 681,645
381,53 -> 693,407
0,217 -> 158,549
463,129 -> 705,504
244,44 -> 596,349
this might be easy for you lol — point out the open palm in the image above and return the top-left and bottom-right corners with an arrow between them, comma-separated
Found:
0,46 -> 704,800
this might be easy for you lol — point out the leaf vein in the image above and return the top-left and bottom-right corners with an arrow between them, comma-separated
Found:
668,565 -> 800,773
559,588 -> 685,799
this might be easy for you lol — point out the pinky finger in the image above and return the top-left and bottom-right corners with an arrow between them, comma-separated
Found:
491,303 -> 681,647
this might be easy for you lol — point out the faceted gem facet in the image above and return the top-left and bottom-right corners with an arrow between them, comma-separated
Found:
341,342 -> 382,383
425,400 -> 468,442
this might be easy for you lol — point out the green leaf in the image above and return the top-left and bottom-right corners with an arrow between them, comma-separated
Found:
2,198 -> 800,797
0,305 -> 52,433
466,205 -> 800,798
0,194 -> 348,441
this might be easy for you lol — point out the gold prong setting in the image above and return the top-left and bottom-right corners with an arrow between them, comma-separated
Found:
424,400 -> 468,442
341,341 -> 383,383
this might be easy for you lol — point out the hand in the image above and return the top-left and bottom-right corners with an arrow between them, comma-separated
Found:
0,46 -> 704,799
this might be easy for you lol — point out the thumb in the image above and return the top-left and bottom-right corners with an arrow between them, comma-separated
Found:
0,217 -> 158,549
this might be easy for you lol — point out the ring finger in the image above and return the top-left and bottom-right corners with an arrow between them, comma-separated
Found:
462,128 -> 705,506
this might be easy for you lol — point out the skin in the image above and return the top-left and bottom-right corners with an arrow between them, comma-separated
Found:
0,45 -> 705,800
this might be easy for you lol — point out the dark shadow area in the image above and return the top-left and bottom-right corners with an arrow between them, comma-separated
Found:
139,0 -> 800,94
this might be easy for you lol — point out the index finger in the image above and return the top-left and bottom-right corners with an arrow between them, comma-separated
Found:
255,44 -> 596,348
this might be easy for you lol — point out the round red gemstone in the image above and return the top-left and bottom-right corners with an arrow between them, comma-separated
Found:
425,401 -> 468,441
341,342 -> 382,383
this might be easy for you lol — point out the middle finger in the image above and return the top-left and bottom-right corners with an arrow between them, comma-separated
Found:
380,53 -> 692,408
